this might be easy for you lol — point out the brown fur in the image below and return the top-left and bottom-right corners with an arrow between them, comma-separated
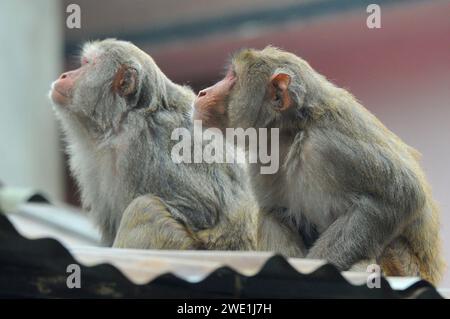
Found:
195,46 -> 445,284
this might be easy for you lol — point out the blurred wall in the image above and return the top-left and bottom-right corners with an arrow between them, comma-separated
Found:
0,0 -> 64,201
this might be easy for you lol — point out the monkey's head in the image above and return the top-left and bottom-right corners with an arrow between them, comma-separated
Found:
50,39 -> 167,135
194,46 -> 327,132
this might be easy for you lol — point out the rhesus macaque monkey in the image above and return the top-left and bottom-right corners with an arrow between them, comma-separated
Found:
49,39 -> 264,250
194,46 -> 445,284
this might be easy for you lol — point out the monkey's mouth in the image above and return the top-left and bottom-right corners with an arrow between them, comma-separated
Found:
51,85 -> 72,106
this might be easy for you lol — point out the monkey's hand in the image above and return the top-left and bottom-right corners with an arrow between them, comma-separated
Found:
113,194 -> 203,250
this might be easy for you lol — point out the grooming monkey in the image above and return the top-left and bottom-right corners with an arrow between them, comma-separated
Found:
49,39 -> 265,250
194,46 -> 445,284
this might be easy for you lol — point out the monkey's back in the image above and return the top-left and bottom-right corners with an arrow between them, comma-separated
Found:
322,92 -> 445,283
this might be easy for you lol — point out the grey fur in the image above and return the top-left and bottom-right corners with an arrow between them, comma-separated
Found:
212,46 -> 444,283
51,39 -> 257,250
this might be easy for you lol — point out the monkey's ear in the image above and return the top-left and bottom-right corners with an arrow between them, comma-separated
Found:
269,72 -> 292,111
113,66 -> 138,97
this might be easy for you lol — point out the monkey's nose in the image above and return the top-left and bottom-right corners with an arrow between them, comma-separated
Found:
198,90 -> 207,98
60,73 -> 68,80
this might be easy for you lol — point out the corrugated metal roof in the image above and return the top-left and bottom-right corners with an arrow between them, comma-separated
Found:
0,198 -> 445,298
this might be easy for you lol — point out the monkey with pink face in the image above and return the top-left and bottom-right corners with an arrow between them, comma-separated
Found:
50,39 -> 260,251
49,39 -> 304,256
194,46 -> 445,284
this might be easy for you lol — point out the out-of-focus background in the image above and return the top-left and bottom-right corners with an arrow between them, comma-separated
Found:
0,0 -> 449,285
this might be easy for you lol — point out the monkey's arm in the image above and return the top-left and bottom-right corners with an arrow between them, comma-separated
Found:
257,211 -> 305,258
113,194 -> 203,250
306,197 -> 397,269
305,130 -> 422,270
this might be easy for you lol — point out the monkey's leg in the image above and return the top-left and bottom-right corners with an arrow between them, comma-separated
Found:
306,197 -> 395,270
380,215 -> 445,285
377,237 -> 421,278
196,202 -> 258,251
113,195 -> 203,250
257,211 -> 305,258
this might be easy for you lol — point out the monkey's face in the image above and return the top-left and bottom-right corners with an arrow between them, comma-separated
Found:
194,47 -> 307,132
50,39 -> 154,134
